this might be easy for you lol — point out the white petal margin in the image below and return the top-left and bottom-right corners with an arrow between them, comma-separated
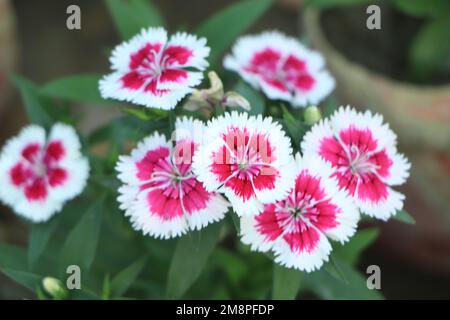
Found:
173,116 -> 205,145
116,132 -> 170,186
0,125 -> 46,208
166,32 -> 210,70
109,27 -> 168,72
273,227 -> 332,273
357,187 -> 405,221
99,71 -> 192,110
296,153 -> 359,244
240,214 -> 275,253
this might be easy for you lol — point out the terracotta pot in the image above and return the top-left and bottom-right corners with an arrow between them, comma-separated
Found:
303,8 -> 450,275
304,8 -> 450,153
0,0 -> 17,114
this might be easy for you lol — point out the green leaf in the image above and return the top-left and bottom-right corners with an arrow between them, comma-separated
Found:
59,198 -> 104,273
0,244 -> 27,271
392,0 -> 450,18
282,105 -> 306,147
393,210 -> 416,225
196,0 -> 273,62
2,269 -> 42,292
333,228 -> 380,266
28,218 -> 61,269
105,0 -> 164,40
101,274 -> 111,300
272,264 -> 302,300
41,74 -> 106,104
123,107 -> 169,121
233,80 -> 265,115
305,0 -> 373,9
304,258 -> 383,299
166,222 -> 223,298
11,74 -> 53,127
408,15 -> 450,80
213,249 -> 248,286
110,257 -> 148,297
323,256 -> 348,283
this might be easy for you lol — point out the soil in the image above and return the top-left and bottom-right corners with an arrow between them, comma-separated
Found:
320,3 -> 450,85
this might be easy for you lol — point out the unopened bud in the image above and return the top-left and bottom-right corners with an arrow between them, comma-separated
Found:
42,277 -> 69,300
304,106 -> 322,125
222,91 -> 250,111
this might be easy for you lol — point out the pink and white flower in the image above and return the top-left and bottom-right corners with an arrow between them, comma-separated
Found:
301,106 -> 411,220
0,124 -> 89,222
240,154 -> 359,272
224,31 -> 335,108
116,117 -> 229,239
192,112 -> 296,216
99,27 -> 210,110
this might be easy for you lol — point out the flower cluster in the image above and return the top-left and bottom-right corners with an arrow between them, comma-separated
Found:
0,27 -> 410,273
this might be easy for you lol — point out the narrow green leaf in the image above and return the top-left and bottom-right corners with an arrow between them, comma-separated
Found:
393,210 -> 416,225
1,269 -> 42,292
123,107 -> 169,121
196,0 -> 273,62
392,0 -> 450,18
0,244 -> 27,271
305,0 -> 373,9
102,274 -> 111,300
11,74 -> 53,127
28,218 -> 61,269
272,264 -> 302,300
41,74 -> 105,104
233,80 -> 265,115
324,255 -> 348,283
105,0 -> 165,40
59,198 -> 104,273
166,222 -> 223,298
110,257 -> 148,297
409,15 -> 450,80
333,228 -> 380,266
304,258 -> 383,299
282,105 -> 306,147
213,249 -> 248,286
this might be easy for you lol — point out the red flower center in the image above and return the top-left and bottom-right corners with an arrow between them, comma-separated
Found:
319,126 -> 393,202
10,141 -> 68,202
210,128 -> 278,200
256,171 -> 339,253
121,42 -> 193,96
245,48 -> 316,93
135,141 -> 210,221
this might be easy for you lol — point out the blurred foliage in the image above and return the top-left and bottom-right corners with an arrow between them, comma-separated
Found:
305,0 -> 450,82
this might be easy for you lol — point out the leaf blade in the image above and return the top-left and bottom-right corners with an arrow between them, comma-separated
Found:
110,256 -> 148,297
41,74 -> 105,104
166,222 -> 223,298
196,0 -> 273,63
59,198 -> 104,273
272,264 -> 302,300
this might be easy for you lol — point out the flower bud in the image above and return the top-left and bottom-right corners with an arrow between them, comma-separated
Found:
304,106 -> 322,125
183,71 -> 224,113
42,277 -> 69,300
222,91 -> 251,111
